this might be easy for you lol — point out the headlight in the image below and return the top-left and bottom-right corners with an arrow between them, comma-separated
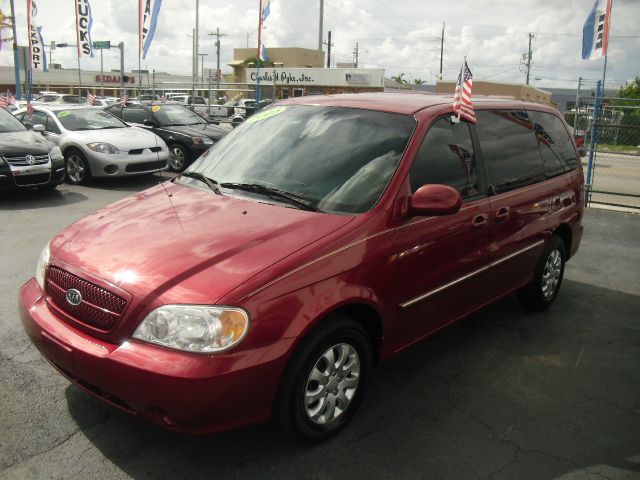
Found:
192,136 -> 213,146
49,146 -> 63,160
132,305 -> 249,353
87,142 -> 119,154
35,242 -> 51,291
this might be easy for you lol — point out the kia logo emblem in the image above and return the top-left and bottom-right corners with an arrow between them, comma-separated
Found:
25,154 -> 35,165
65,288 -> 82,306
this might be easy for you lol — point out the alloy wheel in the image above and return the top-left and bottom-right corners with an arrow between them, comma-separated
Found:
169,146 -> 186,170
541,249 -> 562,299
66,154 -> 85,183
304,343 -> 360,425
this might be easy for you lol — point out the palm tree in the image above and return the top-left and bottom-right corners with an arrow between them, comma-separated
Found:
413,78 -> 426,85
391,73 -> 407,85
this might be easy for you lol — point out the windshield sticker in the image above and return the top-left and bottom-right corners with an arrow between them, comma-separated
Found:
245,106 -> 286,125
151,105 -> 161,112
57,111 -> 71,118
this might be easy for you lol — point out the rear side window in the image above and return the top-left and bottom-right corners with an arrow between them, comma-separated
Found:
475,110 -> 545,194
122,107 -> 153,124
528,110 -> 578,177
409,117 -> 479,199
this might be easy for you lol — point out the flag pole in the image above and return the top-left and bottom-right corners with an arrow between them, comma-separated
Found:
256,0 -> 263,110
9,0 -> 21,99
138,0 -> 142,97
602,0 -> 613,91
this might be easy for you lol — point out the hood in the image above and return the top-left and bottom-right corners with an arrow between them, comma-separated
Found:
158,123 -> 227,141
67,126 -> 161,150
50,181 -> 353,340
0,130 -> 53,155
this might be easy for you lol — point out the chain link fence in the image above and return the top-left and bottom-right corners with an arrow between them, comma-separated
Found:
568,97 -> 640,210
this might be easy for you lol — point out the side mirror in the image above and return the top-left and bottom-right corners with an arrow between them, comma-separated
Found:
410,184 -> 462,216
32,124 -> 45,133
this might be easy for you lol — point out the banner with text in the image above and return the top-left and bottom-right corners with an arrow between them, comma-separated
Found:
140,0 -> 162,59
27,0 -> 47,70
75,0 -> 94,57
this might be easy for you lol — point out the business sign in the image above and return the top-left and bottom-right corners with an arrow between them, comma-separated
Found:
92,40 -> 110,50
95,74 -> 136,84
245,68 -> 384,88
27,0 -> 47,70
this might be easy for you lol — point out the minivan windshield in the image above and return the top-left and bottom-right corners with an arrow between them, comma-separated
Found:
184,105 -> 415,214
0,107 -> 27,132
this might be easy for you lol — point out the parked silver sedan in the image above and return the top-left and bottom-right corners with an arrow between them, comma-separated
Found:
14,105 -> 169,185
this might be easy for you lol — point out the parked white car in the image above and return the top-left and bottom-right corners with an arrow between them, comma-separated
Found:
14,105 -> 169,185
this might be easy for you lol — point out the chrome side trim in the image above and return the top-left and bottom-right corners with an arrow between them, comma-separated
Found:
489,239 -> 544,268
398,239 -> 546,310
399,265 -> 491,309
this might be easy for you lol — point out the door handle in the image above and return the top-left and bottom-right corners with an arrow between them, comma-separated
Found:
471,214 -> 488,229
495,206 -> 510,221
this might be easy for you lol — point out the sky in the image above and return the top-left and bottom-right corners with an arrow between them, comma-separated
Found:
0,0 -> 638,91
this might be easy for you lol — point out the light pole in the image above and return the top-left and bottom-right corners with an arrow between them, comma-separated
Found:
198,53 -> 208,84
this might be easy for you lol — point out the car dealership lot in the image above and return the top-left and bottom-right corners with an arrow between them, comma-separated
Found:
1,180 -> 639,479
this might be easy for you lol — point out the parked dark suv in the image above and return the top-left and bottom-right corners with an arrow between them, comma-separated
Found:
0,107 -> 65,191
105,102 -> 228,171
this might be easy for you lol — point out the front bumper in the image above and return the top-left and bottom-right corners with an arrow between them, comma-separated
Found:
83,149 -> 169,178
19,278 -> 293,433
0,158 -> 65,191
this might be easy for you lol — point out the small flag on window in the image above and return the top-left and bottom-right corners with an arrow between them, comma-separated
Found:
26,101 -> 34,116
87,90 -> 96,106
119,95 -> 128,108
0,95 -> 8,109
452,60 -> 476,124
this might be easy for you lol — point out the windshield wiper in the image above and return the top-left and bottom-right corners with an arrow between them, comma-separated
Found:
220,182 -> 317,212
181,171 -> 222,195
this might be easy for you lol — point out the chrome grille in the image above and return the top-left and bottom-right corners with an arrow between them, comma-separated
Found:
45,266 -> 128,332
5,153 -> 50,166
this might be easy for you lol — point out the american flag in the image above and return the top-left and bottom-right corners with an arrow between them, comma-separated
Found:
119,95 -> 128,108
8,92 -> 16,105
159,95 -> 167,102
452,60 -> 477,124
87,90 -> 96,106
26,101 -> 34,116
0,95 -> 8,109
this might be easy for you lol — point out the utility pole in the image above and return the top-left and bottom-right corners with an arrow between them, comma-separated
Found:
574,76 -> 582,130
525,32 -> 534,85
318,0 -> 324,51
9,0 -> 21,99
324,31 -> 333,68
195,0 -> 199,84
119,41 -> 125,97
439,22 -> 445,80
209,28 -> 228,98
353,42 -> 359,68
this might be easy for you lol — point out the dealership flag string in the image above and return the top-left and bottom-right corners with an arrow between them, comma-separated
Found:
452,59 -> 476,124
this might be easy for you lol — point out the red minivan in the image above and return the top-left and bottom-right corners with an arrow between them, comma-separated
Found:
19,93 -> 583,441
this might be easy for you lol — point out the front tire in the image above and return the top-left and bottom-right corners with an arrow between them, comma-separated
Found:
168,143 -> 188,172
517,235 -> 565,311
65,150 -> 92,185
275,315 -> 372,443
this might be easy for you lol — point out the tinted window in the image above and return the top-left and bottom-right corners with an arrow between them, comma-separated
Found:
475,110 -> 545,194
106,105 -> 123,119
410,117 -> 479,199
194,97 -> 207,105
121,107 -> 153,124
0,108 -> 27,132
528,110 -> 578,177
187,105 -> 416,214
28,111 -> 49,128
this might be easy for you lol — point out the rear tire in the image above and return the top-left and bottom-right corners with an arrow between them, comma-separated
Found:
517,235 -> 565,311
168,143 -> 188,172
275,315 -> 372,443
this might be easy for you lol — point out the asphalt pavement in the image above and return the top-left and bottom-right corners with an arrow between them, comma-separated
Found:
1,177 -> 639,480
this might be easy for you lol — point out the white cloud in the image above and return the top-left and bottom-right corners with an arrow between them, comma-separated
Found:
0,0 -> 637,88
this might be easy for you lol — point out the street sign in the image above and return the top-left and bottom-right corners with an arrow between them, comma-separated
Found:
92,41 -> 111,50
